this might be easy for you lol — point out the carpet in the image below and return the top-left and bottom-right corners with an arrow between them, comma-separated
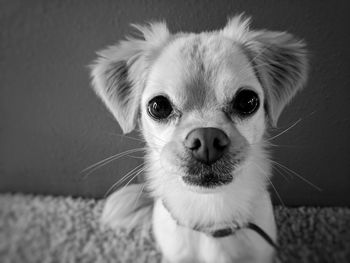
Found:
0,194 -> 349,263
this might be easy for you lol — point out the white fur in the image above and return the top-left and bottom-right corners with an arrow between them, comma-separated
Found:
153,193 -> 276,263
92,14 -> 308,263
101,184 -> 153,230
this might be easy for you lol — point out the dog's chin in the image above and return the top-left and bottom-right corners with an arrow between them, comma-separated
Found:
181,173 -> 233,192
179,153 -> 243,193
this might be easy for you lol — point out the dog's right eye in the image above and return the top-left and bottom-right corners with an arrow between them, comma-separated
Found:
147,96 -> 173,121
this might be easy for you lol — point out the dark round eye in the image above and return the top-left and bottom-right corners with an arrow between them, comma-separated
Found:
233,89 -> 260,116
147,96 -> 173,120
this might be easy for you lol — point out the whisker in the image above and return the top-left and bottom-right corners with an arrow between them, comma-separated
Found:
82,148 -> 146,172
267,110 -> 318,143
252,163 -> 285,206
126,155 -> 145,159
271,164 -> 290,181
141,129 -> 166,144
106,132 -> 145,143
122,167 -> 146,190
81,148 -> 146,177
104,163 -> 145,197
116,164 -> 145,188
267,118 -> 302,142
133,182 -> 147,210
267,143 -> 305,149
270,160 -> 322,191
267,176 -> 285,206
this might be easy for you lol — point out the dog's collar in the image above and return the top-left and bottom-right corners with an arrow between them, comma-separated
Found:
199,222 -> 278,250
161,200 -> 278,249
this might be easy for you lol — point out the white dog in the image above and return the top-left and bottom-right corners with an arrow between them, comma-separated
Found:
90,14 -> 308,263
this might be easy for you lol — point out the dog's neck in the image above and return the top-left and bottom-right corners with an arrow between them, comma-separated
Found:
161,198 -> 241,237
160,198 -> 278,249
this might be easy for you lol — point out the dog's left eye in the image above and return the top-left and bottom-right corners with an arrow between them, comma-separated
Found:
233,89 -> 260,116
147,96 -> 173,120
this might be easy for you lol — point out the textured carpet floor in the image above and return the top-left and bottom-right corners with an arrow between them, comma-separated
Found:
0,194 -> 349,263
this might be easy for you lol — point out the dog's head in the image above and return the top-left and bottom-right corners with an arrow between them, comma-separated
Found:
91,15 -> 307,225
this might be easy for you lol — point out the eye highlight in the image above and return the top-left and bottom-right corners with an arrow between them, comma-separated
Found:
233,89 -> 260,116
147,95 -> 173,121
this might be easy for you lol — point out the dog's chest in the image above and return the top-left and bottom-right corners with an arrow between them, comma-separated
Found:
152,200 -> 261,263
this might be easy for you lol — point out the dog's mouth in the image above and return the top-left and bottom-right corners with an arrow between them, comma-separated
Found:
182,172 -> 233,188
181,154 -> 242,188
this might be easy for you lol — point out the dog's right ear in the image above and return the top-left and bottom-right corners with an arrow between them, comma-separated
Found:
222,15 -> 308,127
90,22 -> 170,133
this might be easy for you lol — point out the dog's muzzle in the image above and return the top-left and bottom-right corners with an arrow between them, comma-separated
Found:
182,127 -> 235,188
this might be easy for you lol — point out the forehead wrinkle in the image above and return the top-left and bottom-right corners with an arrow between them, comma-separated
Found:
180,76 -> 209,111
173,35 -> 211,111
178,35 -> 240,110
179,35 -> 253,106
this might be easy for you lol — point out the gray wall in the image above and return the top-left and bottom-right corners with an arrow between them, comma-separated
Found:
1,0 -> 349,205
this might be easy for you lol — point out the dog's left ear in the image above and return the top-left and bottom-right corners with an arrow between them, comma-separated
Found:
90,22 -> 170,133
223,15 -> 308,126
245,30 -> 308,126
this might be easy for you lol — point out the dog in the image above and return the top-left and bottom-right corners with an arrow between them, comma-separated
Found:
90,14 -> 308,263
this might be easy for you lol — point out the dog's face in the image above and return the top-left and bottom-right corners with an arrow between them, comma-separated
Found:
91,15 -> 307,225
141,35 -> 266,192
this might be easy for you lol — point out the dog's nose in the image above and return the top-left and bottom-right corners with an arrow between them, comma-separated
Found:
184,128 -> 230,165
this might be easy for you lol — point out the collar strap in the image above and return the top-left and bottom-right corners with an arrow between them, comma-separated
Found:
245,223 -> 279,250
196,222 -> 278,249
162,200 -> 278,249
210,227 -> 239,238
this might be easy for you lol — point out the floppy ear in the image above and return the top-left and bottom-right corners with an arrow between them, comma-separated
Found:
245,31 -> 308,126
222,15 -> 308,126
90,22 -> 170,133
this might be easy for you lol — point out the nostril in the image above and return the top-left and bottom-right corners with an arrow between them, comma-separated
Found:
213,138 -> 222,149
213,137 -> 229,150
191,138 -> 201,150
184,134 -> 202,150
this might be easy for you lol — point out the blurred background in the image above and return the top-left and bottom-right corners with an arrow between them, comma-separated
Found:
0,0 -> 349,205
